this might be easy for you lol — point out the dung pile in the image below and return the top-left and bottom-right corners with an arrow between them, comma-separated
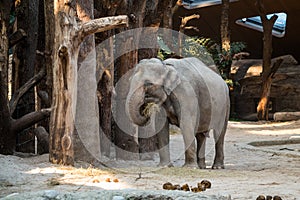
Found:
163,180 -> 212,193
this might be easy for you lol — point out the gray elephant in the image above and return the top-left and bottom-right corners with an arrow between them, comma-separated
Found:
125,57 -> 230,169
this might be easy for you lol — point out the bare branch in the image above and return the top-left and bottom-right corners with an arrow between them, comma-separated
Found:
256,0 -> 279,25
9,29 -> 27,48
80,15 -> 128,40
9,67 -> 46,114
183,26 -> 199,32
256,0 -> 267,22
269,14 -> 278,24
180,14 -> 200,28
270,58 -> 283,78
11,108 -> 51,134
232,52 -> 250,60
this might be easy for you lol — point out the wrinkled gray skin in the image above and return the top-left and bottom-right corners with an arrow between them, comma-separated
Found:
125,57 -> 230,169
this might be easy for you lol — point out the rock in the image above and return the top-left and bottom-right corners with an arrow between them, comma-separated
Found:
42,190 -> 59,199
112,196 -> 125,200
0,189 -> 232,200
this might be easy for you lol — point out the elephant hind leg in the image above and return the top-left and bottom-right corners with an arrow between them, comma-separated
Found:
212,98 -> 229,169
212,130 -> 225,169
212,115 -> 229,169
196,132 -> 207,169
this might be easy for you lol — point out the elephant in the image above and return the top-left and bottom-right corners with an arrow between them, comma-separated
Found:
125,57 -> 230,169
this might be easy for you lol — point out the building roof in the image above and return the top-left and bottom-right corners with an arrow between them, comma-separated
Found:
174,0 -> 300,61
182,0 -> 237,9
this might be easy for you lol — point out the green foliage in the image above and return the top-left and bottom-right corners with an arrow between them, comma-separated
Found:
188,37 -> 246,79
157,35 -> 246,80
157,35 -> 215,66
181,37 -> 215,66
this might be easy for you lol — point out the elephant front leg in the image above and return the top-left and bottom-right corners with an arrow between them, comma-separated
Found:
183,139 -> 197,168
157,121 -> 173,167
181,124 -> 197,168
196,132 -> 207,169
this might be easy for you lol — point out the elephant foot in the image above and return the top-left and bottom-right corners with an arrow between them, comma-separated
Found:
140,152 -> 155,161
158,162 -> 173,168
183,162 -> 198,169
198,158 -> 206,169
212,162 -> 224,169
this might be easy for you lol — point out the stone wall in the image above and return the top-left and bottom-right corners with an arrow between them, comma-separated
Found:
231,55 -> 300,120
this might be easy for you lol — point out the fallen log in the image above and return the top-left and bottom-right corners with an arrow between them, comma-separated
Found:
273,111 -> 300,121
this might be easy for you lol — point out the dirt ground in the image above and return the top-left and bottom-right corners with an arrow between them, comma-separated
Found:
0,120 -> 300,200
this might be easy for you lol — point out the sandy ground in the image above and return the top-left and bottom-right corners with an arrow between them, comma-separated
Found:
0,120 -> 300,200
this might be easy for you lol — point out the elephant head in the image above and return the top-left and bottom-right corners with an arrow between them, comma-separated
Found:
126,58 -> 181,126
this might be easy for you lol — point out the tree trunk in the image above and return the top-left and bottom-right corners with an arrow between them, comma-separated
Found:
73,0 -> 101,163
98,65 -> 113,158
220,0 -> 231,79
44,0 -> 54,105
0,0 -> 13,155
114,37 -> 140,160
0,72 -> 13,154
49,0 -> 128,165
138,0 -> 171,160
95,33 -> 114,157
221,0 -> 230,52
162,1 -> 177,51
256,0 -> 279,120
257,76 -> 272,120
13,0 -> 39,153
114,0 -> 178,160
94,0 -> 120,159
49,2 -> 78,165
114,0 -> 147,160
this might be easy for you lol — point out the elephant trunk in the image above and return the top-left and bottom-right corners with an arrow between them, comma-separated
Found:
126,86 -> 149,126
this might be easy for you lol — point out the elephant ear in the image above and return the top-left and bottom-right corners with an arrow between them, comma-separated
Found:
163,63 -> 181,95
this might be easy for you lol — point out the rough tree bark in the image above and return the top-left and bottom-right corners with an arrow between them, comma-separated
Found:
256,0 -> 282,120
138,0 -> 174,160
73,0 -> 102,163
44,0 -> 54,104
49,0 -> 128,165
0,0 -> 14,154
114,0 -> 147,160
0,74 -> 13,154
94,0 -> 123,158
114,0 -> 179,160
0,1 -> 51,155
221,0 -> 230,51
13,0 -> 40,153
220,0 -> 231,79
